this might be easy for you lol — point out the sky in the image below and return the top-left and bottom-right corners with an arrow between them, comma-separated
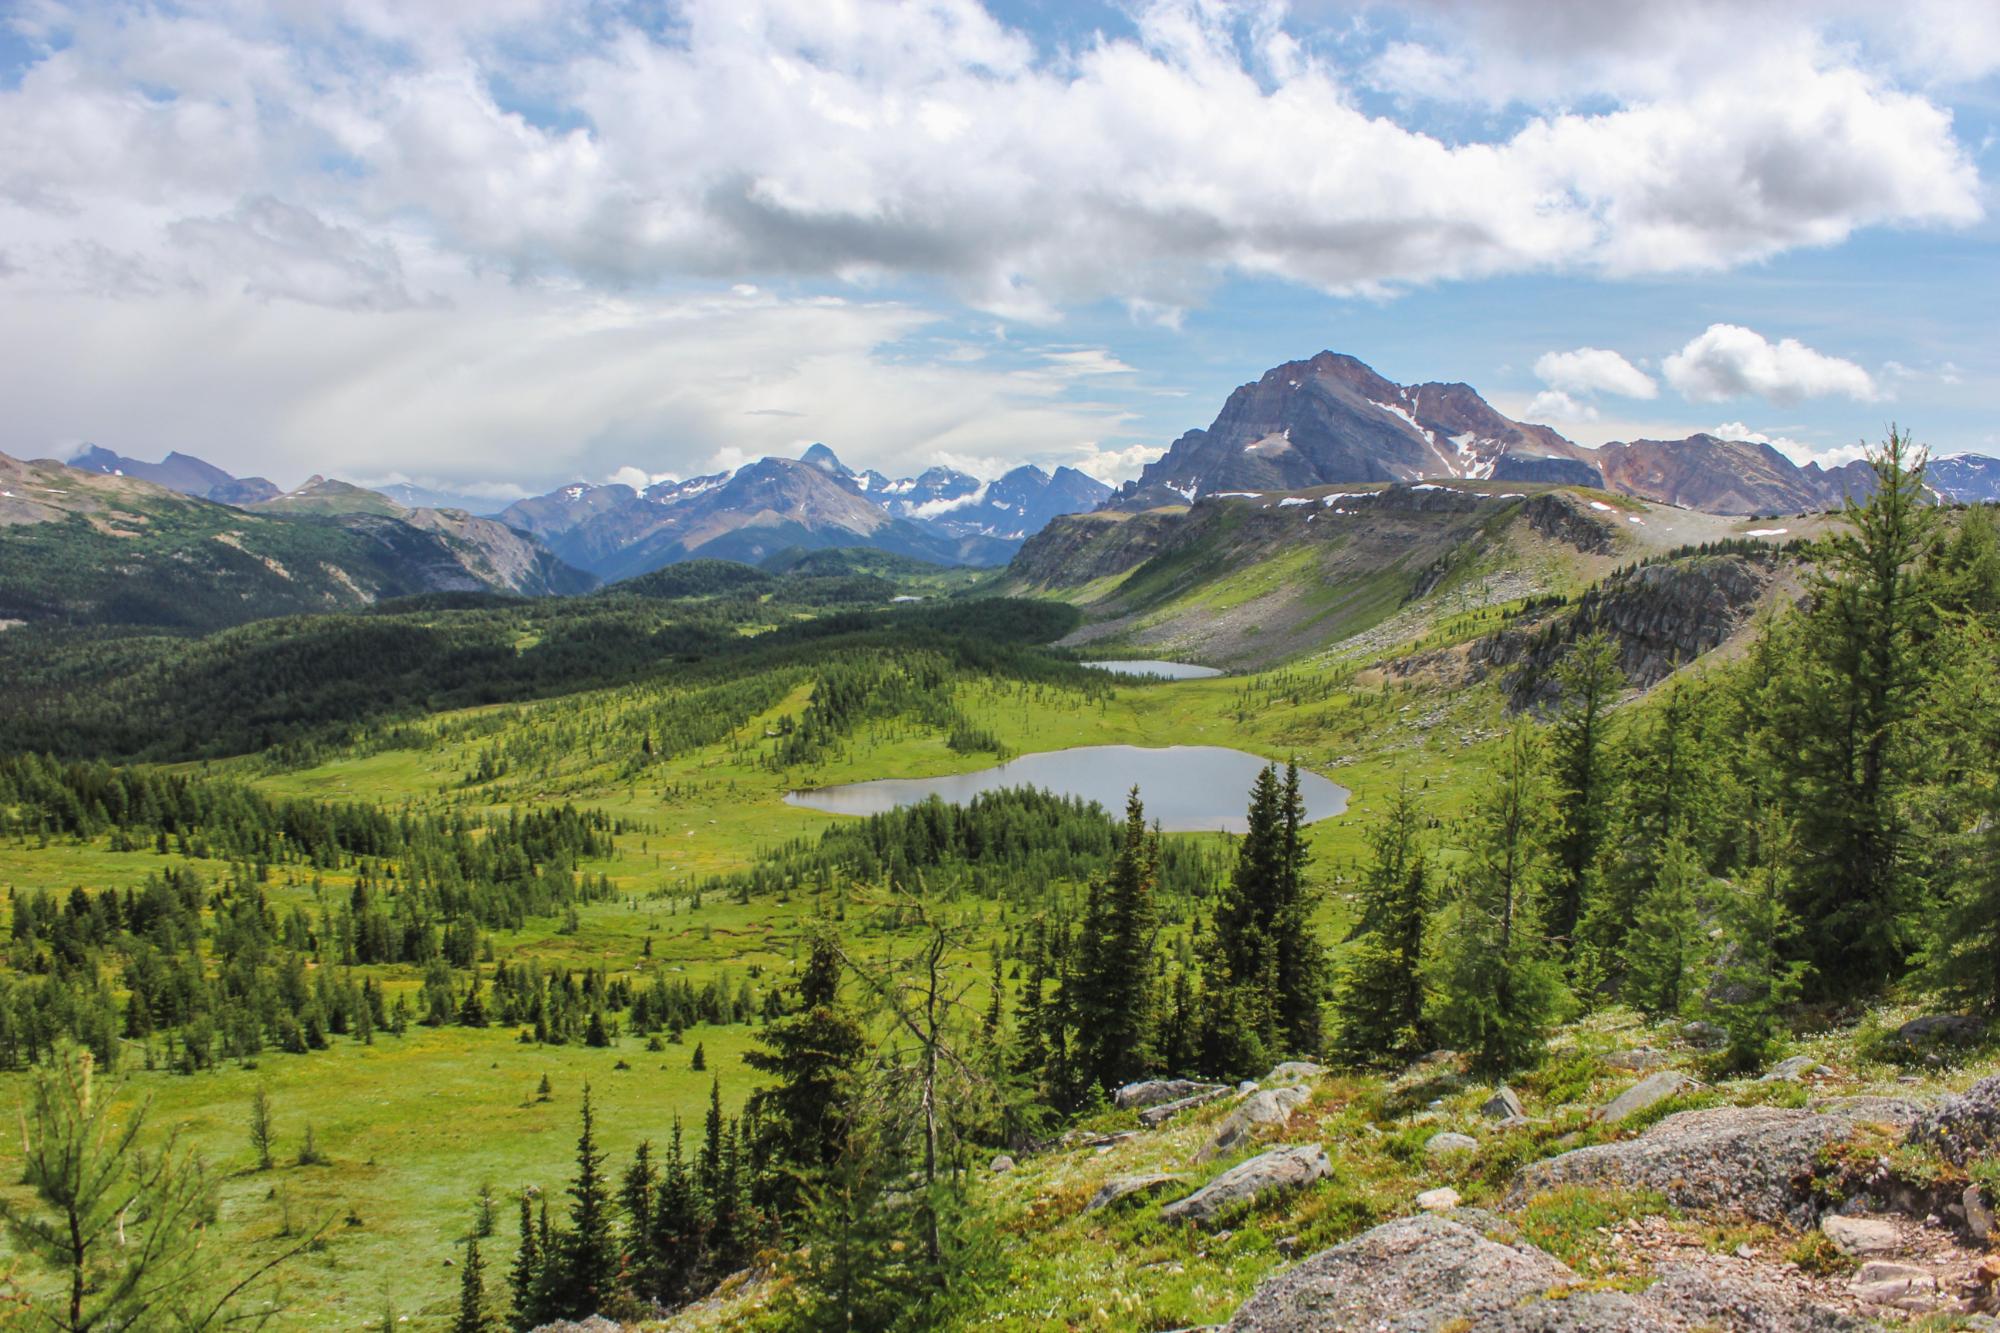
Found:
2,0 -> 1997,502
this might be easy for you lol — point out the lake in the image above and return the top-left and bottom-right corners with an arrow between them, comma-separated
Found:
785,744 -> 1348,833
1082,659 -> 1224,680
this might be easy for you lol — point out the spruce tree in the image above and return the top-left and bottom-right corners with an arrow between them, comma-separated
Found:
454,1239 -> 488,1333
1709,809 -> 1809,1069
647,1117 -> 705,1304
1578,681 -> 1727,983
549,1084 -> 618,1318
249,1085 -> 275,1171
618,1141 -> 657,1284
1619,829 -> 1706,1019
1330,779 -> 1429,1064
1425,726 -> 1571,1073
1072,789 -> 1160,1092
1762,427 -> 1937,995
508,1192 -> 542,1332
1271,761 -> 1330,1058
744,925 -> 866,1230
1547,632 -> 1624,953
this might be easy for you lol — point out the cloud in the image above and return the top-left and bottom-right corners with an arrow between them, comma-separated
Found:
0,0 -> 1982,320
0,284 -> 1147,493
1037,348 -> 1139,378
1067,441 -> 1164,484
607,465 -> 681,490
1664,324 -> 1878,404
1533,347 -> 1657,399
1526,389 -> 1597,422
168,197 -> 429,311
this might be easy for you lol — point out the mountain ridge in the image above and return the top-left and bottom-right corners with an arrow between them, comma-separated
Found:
1116,350 -> 1995,515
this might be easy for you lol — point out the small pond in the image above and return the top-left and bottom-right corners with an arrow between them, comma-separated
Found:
785,744 -> 1347,833
1081,659 -> 1224,680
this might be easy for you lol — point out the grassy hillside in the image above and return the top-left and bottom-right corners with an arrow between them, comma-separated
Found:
0,454 -> 592,631
1008,482 -> 1835,670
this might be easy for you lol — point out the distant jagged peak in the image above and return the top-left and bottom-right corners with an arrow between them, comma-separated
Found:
798,442 -> 849,475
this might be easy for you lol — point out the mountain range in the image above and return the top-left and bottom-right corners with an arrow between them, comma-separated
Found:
1115,351 -> 1999,514
52,442 -> 1114,583
495,446 -> 1111,579
0,451 -> 592,631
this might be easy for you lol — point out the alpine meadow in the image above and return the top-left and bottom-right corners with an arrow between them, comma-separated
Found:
5,4 -> 2000,1331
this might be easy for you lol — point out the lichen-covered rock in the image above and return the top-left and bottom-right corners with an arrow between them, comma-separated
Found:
1604,1048 -> 1671,1072
1895,1014 -> 1983,1049
1263,1061 -> 1324,1086
1115,1078 -> 1224,1111
1808,1095 -> 1924,1126
1644,1264 -> 1876,1331
1224,1214 -> 1663,1331
1821,1214 -> 1898,1257
1085,1173 -> 1182,1212
1760,1055 -> 1833,1082
1415,1187 -> 1460,1212
1424,1131 -> 1477,1156
1507,1106 -> 1871,1225
1138,1084 -> 1234,1128
1197,1085 -> 1310,1162
1225,1214 -> 1868,1333
1162,1144 -> 1330,1226
1909,1072 -> 2000,1165
1481,1085 -> 1524,1120
1596,1070 -> 1698,1123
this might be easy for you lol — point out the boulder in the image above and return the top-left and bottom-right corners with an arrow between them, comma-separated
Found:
1085,1173 -> 1182,1212
1263,1061 -> 1324,1086
1808,1095 -> 1925,1126
1198,1085 -> 1310,1162
1223,1214 -> 1683,1332
1415,1186 -> 1460,1213
1423,1131 -> 1477,1157
1603,1047 -> 1671,1072
1115,1078 -> 1221,1111
1966,1184 -> 1995,1243
1895,1014 -> 1984,1049
1137,1085 -> 1234,1128
1909,1071 -> 2000,1165
1681,1020 -> 1727,1050
1480,1085 -> 1524,1121
1760,1055 -> 1832,1082
989,1154 -> 1015,1173
1161,1144 -> 1330,1227
1508,1105 -> 1876,1226
1822,1214 -> 1899,1258
1596,1070 -> 1699,1123
1851,1261 -> 1944,1313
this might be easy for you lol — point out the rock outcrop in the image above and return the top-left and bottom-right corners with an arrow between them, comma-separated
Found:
1507,1105 -> 1882,1225
1198,1086 -> 1311,1162
1472,552 -> 1785,707
1115,1078 -> 1223,1111
1909,1072 -> 2000,1165
1161,1145 -> 1331,1226
1596,1071 -> 1700,1124
1224,1213 -> 1866,1332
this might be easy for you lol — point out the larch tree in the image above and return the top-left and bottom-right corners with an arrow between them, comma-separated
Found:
1330,778 -> 1430,1064
1547,632 -> 1625,955
1424,727 -> 1571,1074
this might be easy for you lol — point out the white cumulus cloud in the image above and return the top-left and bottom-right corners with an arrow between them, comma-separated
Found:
1526,389 -> 1598,422
1533,347 -> 1657,399
1664,324 -> 1879,405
